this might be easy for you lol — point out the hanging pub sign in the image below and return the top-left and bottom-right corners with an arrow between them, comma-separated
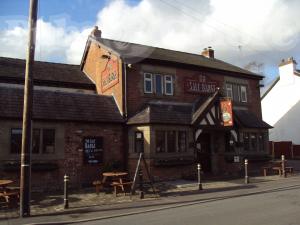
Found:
101,57 -> 119,92
184,75 -> 217,94
220,99 -> 233,126
83,137 -> 103,164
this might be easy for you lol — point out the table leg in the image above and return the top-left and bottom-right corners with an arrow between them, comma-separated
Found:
119,178 -> 125,192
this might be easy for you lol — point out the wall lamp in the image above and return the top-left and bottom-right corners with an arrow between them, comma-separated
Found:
101,54 -> 111,60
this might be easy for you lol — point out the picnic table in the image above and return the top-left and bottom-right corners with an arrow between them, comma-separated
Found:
93,172 -> 132,196
261,161 -> 294,177
0,180 -> 19,208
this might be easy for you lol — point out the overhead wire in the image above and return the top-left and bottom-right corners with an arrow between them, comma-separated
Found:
158,0 -> 280,67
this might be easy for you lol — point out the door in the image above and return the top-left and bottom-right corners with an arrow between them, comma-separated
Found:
196,132 -> 212,173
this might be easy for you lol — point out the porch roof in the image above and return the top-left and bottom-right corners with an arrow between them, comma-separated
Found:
234,109 -> 272,129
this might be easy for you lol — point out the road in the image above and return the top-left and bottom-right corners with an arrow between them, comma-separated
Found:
76,185 -> 300,225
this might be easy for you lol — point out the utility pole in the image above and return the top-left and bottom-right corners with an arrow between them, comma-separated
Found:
20,0 -> 38,217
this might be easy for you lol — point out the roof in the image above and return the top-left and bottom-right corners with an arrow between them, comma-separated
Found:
0,86 -> 123,123
234,109 -> 272,129
85,36 -> 262,79
128,96 -> 271,129
261,77 -> 280,100
0,57 -> 95,90
127,101 -> 193,125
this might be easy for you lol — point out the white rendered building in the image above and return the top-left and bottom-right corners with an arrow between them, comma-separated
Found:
261,57 -> 300,144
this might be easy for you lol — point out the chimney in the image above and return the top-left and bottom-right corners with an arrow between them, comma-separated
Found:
90,26 -> 102,39
201,46 -> 214,59
279,57 -> 297,84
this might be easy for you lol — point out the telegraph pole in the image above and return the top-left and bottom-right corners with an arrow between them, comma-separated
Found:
20,0 -> 38,217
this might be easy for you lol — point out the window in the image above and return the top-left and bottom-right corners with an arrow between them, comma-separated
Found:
225,131 -> 235,152
156,130 -> 188,153
250,133 -> 257,151
225,83 -> 247,103
240,85 -> 247,102
43,129 -> 55,154
134,131 -> 144,153
32,129 -> 41,154
156,131 -> 166,153
10,128 -> 22,154
144,73 -> 153,93
167,131 -> 176,152
258,133 -> 265,152
243,133 -> 250,151
178,131 -> 187,152
144,73 -> 174,95
10,128 -> 56,154
225,84 -> 233,99
242,132 -> 266,152
155,74 -> 163,95
165,75 -> 173,95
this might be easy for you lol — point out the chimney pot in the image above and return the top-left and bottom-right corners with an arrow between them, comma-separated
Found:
201,46 -> 214,59
91,26 -> 102,38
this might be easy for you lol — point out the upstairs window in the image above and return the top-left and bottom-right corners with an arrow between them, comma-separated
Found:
225,84 -> 233,99
225,82 -> 247,103
240,85 -> 247,102
155,74 -> 163,95
144,73 -> 153,93
144,73 -> 173,96
165,75 -> 173,95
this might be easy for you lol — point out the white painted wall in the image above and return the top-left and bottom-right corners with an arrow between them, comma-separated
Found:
261,60 -> 300,144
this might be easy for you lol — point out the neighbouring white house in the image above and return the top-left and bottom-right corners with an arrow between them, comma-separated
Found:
261,57 -> 300,144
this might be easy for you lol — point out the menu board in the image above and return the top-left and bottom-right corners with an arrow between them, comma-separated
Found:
83,137 -> 103,164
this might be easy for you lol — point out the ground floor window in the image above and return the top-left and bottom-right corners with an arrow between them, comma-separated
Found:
10,128 -> 56,154
242,131 -> 266,152
156,130 -> 187,153
225,131 -> 236,152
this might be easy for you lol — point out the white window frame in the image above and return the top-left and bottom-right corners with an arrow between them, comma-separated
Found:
240,85 -> 247,102
164,75 -> 173,95
154,74 -> 164,95
144,73 -> 153,94
226,83 -> 233,99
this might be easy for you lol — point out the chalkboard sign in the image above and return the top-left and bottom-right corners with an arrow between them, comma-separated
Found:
83,137 -> 103,164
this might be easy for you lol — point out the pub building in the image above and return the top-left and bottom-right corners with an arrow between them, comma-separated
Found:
0,27 -> 271,190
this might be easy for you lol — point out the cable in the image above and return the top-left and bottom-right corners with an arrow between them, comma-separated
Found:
158,0 -> 280,66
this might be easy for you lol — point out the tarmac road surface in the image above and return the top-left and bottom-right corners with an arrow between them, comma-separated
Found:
75,184 -> 300,225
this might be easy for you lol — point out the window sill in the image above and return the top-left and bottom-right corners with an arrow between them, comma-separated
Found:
1,161 -> 59,172
154,156 -> 195,167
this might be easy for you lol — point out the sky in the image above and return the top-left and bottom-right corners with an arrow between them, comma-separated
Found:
1,0 -> 300,86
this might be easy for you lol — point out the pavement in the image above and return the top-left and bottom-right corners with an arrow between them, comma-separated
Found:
1,172 -> 299,225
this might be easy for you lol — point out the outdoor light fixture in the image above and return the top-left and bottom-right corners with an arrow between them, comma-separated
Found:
101,54 -> 111,60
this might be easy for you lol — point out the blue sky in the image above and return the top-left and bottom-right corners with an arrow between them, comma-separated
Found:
0,0 -> 110,29
0,0 -> 299,86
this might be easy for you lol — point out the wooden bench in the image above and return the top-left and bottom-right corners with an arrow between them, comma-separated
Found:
272,166 -> 282,176
272,166 -> 294,176
111,181 -> 133,197
262,167 -> 271,176
92,180 -> 103,195
262,161 -> 294,177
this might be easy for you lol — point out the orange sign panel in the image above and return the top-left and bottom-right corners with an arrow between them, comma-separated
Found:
101,59 -> 119,92
220,99 -> 233,126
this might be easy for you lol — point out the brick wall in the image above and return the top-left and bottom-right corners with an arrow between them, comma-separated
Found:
126,63 -> 262,118
0,121 -> 125,191
83,41 -> 124,114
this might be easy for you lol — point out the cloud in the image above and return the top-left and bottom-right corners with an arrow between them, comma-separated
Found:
1,0 -> 300,83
